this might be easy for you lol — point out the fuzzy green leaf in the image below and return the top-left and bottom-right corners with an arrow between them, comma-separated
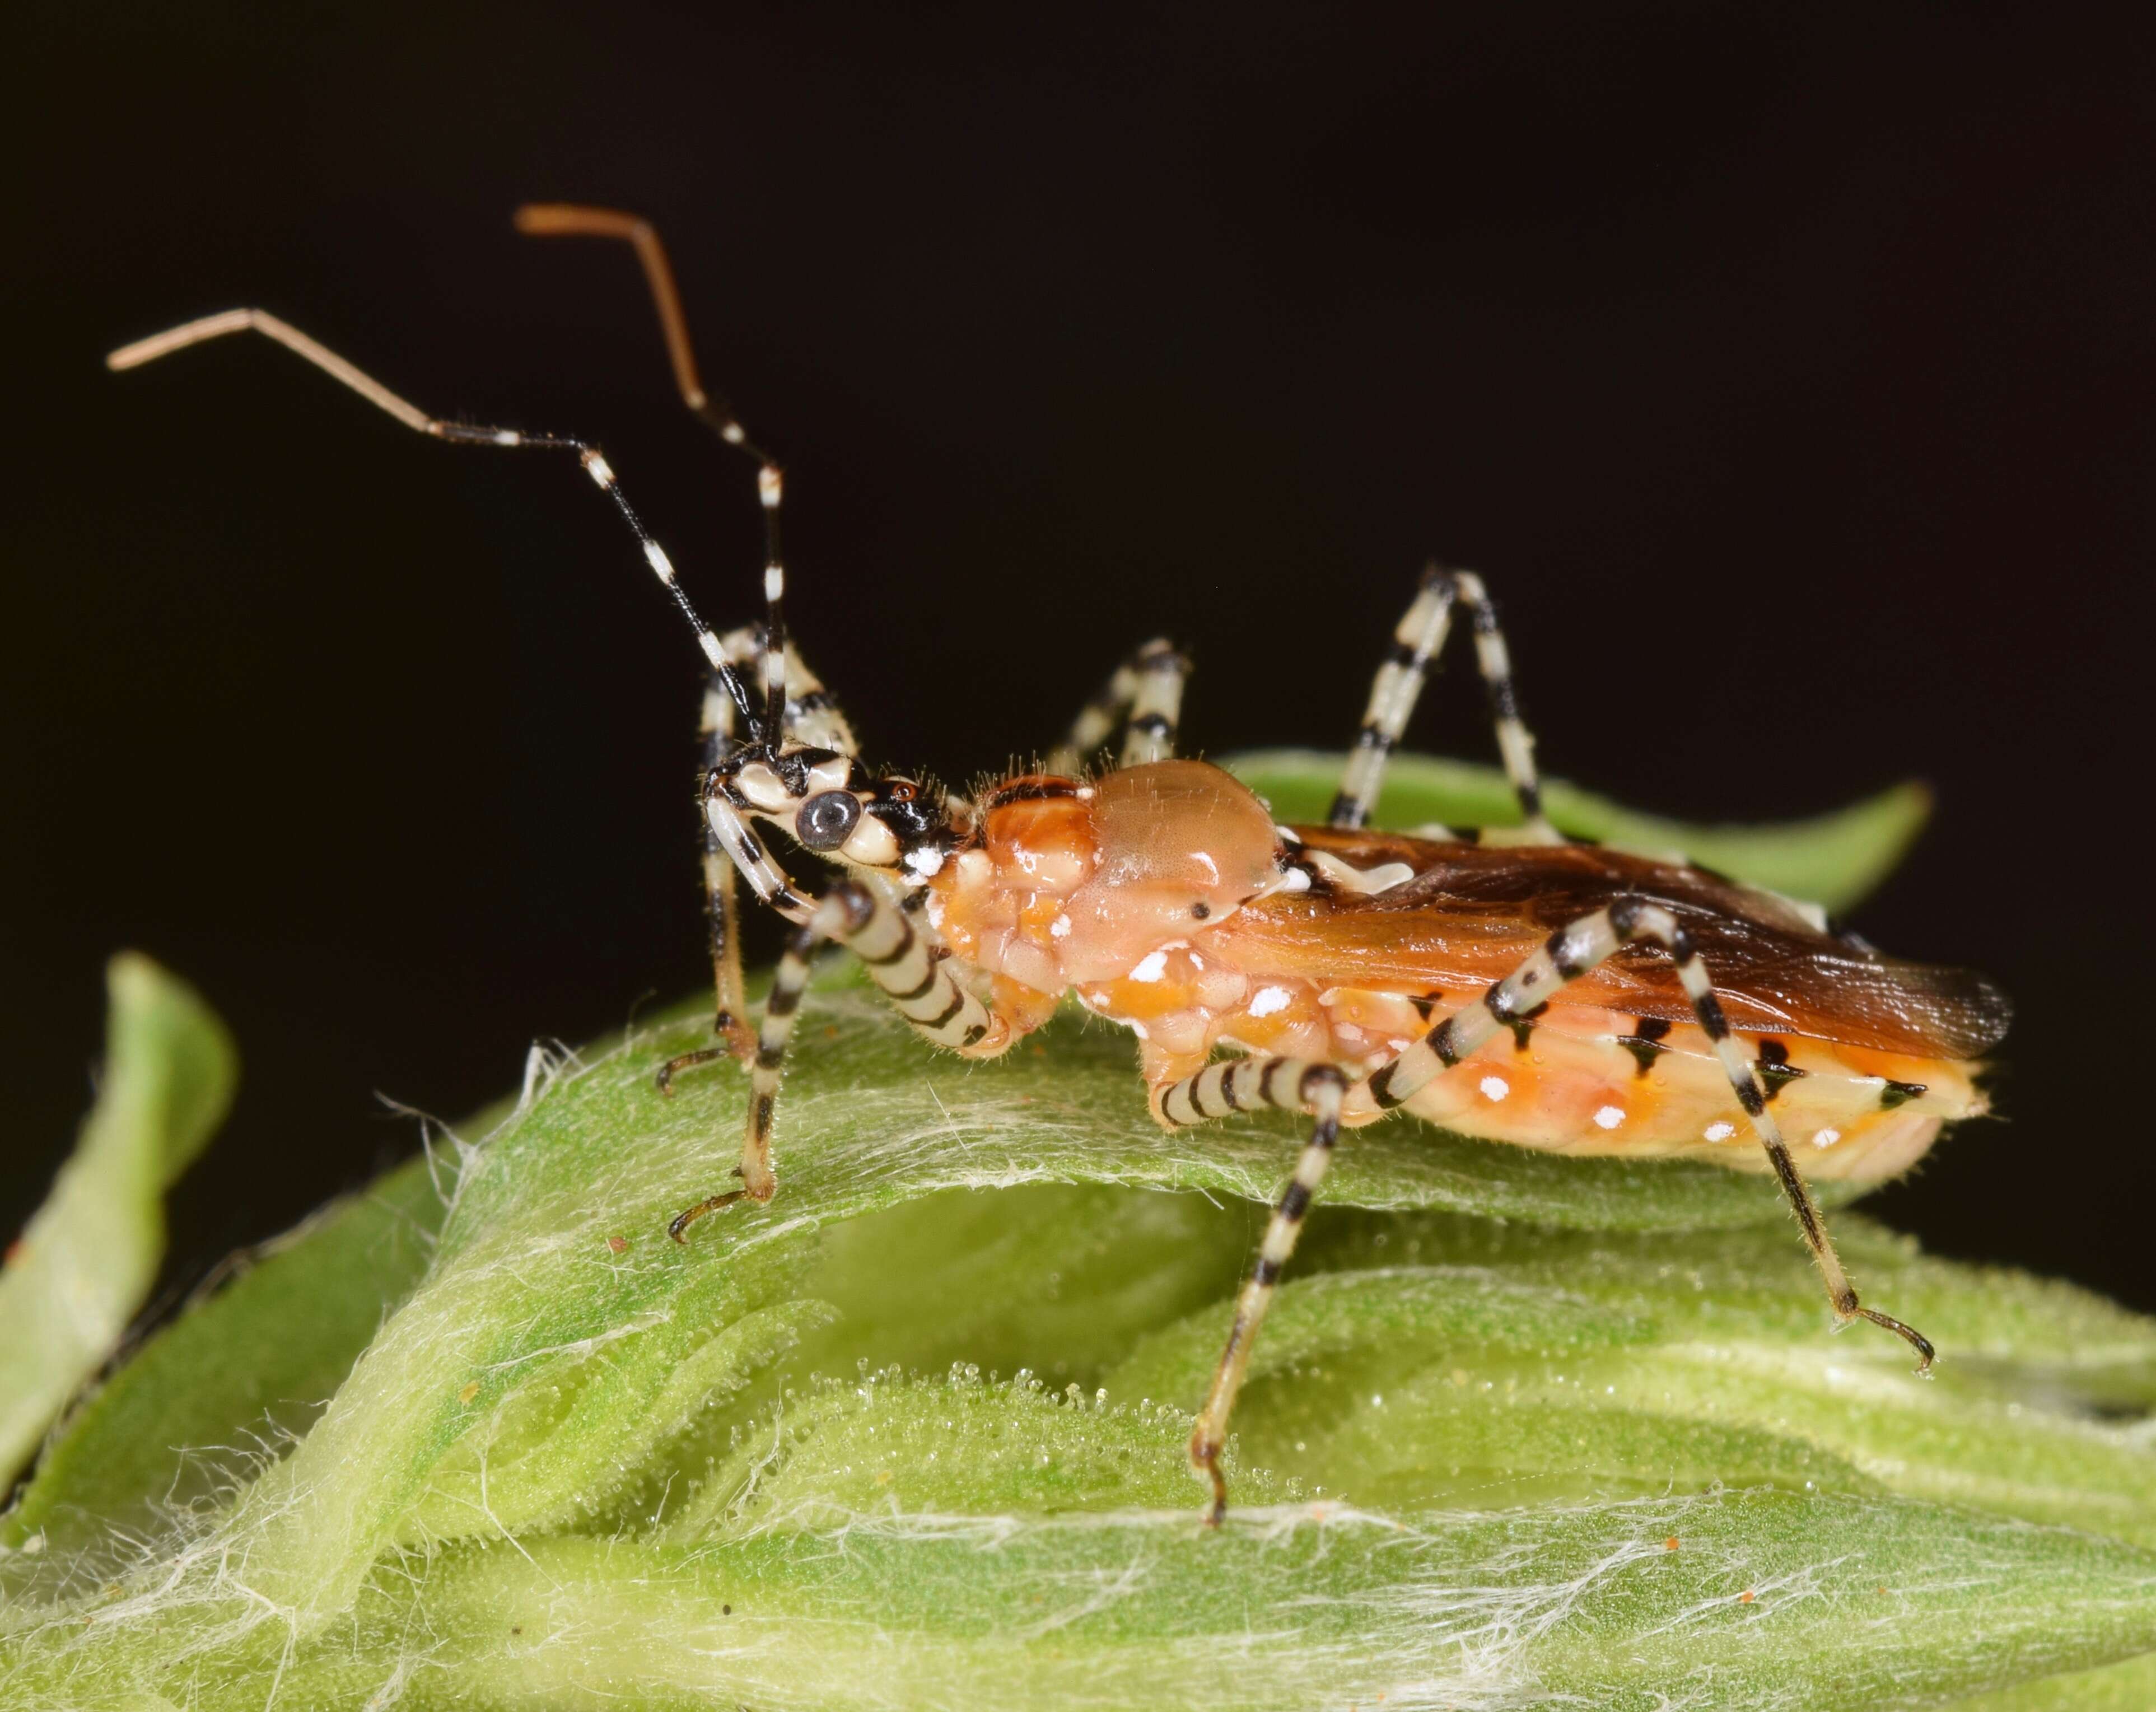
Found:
5,979 -> 2154,1709
1226,748 -> 1932,911
1944,1650 -> 2156,1711
1,1153 -> 449,1555
0,955 -> 236,1492
206,987 -> 1875,1627
9,1495 -> 2156,1710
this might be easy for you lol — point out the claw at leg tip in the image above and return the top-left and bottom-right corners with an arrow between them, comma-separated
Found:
1190,1435 -> 1229,1527
668,1189 -> 745,1243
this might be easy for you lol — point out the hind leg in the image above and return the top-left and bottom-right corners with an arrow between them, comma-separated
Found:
1364,898 -> 1934,1367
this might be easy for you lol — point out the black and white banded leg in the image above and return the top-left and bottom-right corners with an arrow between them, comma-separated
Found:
661,628 -> 863,1092
705,745 -> 989,1022
1045,640 -> 1189,773
669,884 -> 864,1235
668,869 -> 1000,1238
1154,1057 -> 1348,1524
1364,897 -> 1934,1370
1329,565 -> 1561,842
844,867 -> 997,1056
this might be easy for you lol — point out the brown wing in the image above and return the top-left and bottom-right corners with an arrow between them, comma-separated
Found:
1212,829 -> 2010,1059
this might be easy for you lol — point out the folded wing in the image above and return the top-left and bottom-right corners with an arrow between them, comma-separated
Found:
1217,832 -> 2010,1059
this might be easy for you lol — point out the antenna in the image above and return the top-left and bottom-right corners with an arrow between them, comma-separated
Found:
106,307 -> 760,730
515,204 -> 791,747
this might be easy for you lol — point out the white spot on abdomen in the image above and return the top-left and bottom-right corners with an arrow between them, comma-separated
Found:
1248,985 -> 1292,1018
1812,1126 -> 1842,1149
1593,1104 -> 1625,1130
1128,950 -> 1168,983
1479,1074 -> 1510,1102
1704,1120 -> 1737,1142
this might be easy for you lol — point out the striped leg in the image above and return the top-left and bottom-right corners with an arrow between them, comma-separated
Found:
847,876 -> 998,1056
699,773 -> 819,930
711,626 -> 862,759
661,628 -> 864,1090
661,698 -> 830,1099
669,886 -> 863,1237
1328,565 -> 1561,842
668,670 -> 763,1084
1045,640 -> 1189,773
668,876 -> 1004,1242
1120,642 -> 1188,767
1155,1057 -> 1348,1524
1362,898 -> 1934,1371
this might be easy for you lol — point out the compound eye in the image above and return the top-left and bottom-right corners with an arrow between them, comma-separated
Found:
796,789 -> 862,851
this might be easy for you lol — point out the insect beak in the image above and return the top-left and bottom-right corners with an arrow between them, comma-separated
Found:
842,812 -> 902,866
730,761 -> 795,814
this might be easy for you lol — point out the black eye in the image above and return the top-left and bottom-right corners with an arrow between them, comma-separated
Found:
796,790 -> 862,851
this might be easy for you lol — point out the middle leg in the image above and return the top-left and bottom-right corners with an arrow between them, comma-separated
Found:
1154,1056 -> 1349,1524
1329,565 -> 1562,842
1045,639 -> 1190,773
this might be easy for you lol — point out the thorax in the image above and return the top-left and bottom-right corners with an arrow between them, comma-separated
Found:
925,759 -> 1385,1075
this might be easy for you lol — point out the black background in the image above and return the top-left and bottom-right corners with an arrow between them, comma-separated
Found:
6,6 -> 2153,1311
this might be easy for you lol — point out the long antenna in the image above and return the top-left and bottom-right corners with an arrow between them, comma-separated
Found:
106,307 -> 761,733
515,204 -> 791,746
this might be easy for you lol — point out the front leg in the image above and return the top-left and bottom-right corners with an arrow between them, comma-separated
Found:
668,886 -> 861,1236
661,631 -> 865,1091
662,670 -> 757,1085
668,869 -> 1009,1242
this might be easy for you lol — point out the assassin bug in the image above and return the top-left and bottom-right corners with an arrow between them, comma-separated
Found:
108,207 -> 2011,1524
